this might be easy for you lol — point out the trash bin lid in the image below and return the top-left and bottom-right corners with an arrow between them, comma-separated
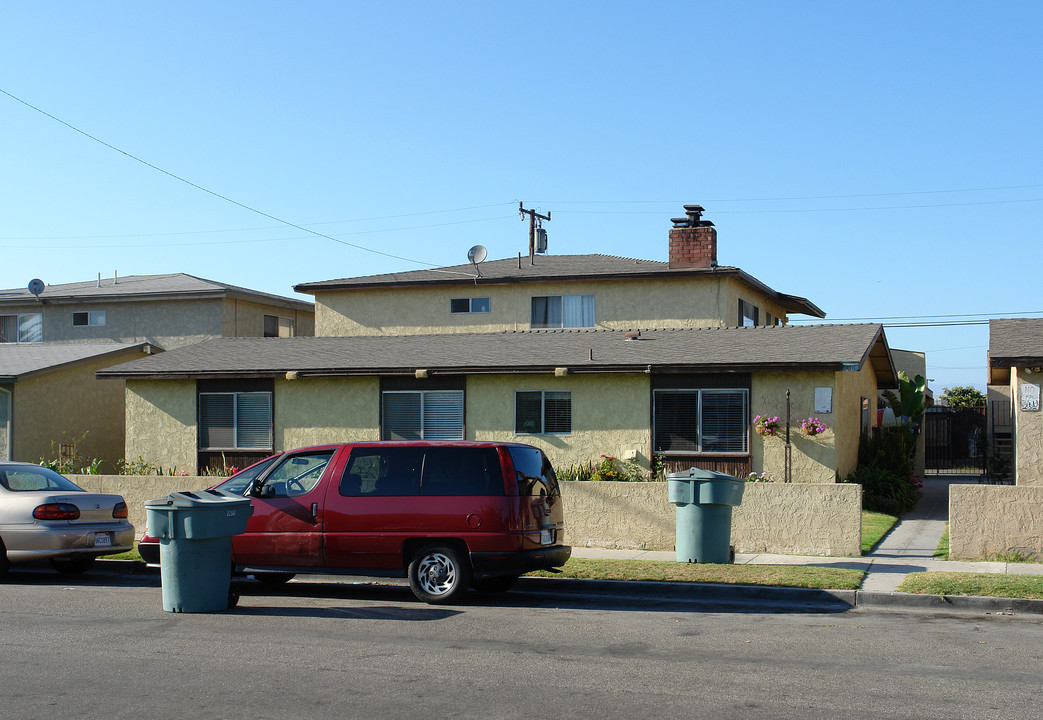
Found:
665,467 -> 741,481
146,489 -> 253,508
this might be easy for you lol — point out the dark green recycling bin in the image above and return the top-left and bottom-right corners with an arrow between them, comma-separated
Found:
667,468 -> 745,564
144,489 -> 254,612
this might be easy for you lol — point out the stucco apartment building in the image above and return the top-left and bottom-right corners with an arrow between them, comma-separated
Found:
0,273 -> 314,468
100,207 -> 898,480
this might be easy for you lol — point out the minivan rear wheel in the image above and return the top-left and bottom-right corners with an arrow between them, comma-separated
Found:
408,544 -> 472,604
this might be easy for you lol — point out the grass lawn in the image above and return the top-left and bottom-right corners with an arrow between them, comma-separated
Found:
897,572 -> 1043,599
527,557 -> 864,590
934,524 -> 949,558
862,511 -> 898,554
105,544 -> 143,562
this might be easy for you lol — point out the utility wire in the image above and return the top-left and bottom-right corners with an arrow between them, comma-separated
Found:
0,87 -> 484,275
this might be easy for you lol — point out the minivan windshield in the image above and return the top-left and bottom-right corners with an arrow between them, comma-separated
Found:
507,447 -> 560,497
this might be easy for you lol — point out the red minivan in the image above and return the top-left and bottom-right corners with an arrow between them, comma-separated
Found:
141,441 -> 570,604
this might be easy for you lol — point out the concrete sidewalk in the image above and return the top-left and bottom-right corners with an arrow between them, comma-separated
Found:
571,475 -> 1043,596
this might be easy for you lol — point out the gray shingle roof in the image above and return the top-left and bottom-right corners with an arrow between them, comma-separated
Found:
0,342 -> 153,381
989,318 -> 1043,366
293,254 -> 825,318
97,324 -> 894,385
0,273 -> 312,311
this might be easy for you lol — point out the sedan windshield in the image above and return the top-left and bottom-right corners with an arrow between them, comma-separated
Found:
0,466 -> 84,492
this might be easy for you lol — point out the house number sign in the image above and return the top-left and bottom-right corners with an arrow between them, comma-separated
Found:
1021,382 -> 1040,412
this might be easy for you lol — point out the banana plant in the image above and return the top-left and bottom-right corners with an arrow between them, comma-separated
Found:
881,371 -> 928,455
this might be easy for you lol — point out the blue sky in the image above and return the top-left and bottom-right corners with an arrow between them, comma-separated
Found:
2,2 -> 1040,393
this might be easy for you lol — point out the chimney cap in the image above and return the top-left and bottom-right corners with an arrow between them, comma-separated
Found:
672,204 -> 713,228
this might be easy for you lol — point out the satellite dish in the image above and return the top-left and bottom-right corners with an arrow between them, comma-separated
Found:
467,245 -> 488,264
27,278 -> 45,297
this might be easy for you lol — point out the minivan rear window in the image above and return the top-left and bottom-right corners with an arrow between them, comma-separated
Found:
507,447 -> 560,497
339,446 -> 505,497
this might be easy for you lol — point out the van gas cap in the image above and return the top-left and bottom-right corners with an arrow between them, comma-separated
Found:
466,513 -> 482,529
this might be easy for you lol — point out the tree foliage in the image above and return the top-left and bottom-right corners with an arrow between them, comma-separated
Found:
941,385 -> 985,409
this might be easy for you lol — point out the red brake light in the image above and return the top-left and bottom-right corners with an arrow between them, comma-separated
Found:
112,502 -> 128,519
33,503 -> 81,521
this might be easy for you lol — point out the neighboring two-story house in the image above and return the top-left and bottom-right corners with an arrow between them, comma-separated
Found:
0,273 -> 314,468
101,207 -> 898,480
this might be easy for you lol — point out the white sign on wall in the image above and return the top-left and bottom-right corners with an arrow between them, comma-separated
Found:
814,387 -> 833,414
1021,382 -> 1040,412
1022,381 -> 1038,409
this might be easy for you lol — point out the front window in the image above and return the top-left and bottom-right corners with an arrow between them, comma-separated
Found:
531,294 -> 595,328
381,390 -> 464,440
654,388 -> 749,454
0,313 -> 42,343
254,450 -> 333,497
199,392 -> 273,450
515,391 -> 571,434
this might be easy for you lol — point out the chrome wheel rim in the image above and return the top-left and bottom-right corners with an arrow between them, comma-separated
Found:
417,551 -> 456,596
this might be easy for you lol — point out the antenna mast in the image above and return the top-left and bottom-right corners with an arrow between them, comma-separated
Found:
519,202 -> 550,265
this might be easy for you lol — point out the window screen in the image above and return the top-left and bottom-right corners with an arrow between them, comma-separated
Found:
199,392 -> 272,450
515,391 -> 571,434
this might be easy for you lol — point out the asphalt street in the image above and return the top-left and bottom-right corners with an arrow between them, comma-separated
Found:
2,570 -> 1042,720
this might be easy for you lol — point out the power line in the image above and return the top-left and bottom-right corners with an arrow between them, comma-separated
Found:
0,87 -> 483,275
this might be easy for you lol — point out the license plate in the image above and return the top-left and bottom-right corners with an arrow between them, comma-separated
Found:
541,529 -> 553,546
94,533 -> 112,547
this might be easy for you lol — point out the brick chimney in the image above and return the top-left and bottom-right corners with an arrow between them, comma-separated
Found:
668,204 -> 717,269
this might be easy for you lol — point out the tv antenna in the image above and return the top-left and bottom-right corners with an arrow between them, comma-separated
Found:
467,245 -> 488,278
519,202 -> 550,265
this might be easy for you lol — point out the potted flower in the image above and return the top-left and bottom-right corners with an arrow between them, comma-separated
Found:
753,415 -> 780,437
800,417 -> 829,436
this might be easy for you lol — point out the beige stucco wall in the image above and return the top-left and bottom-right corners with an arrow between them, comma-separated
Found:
1012,369 -> 1043,485
12,351 -> 148,470
467,373 -> 651,471
750,372 -> 838,483
221,298 -> 315,339
561,481 -> 861,556
835,362 -> 880,478
314,276 -> 789,337
275,376 -> 379,447
125,379 -> 198,473
72,475 -> 860,557
949,484 -> 1043,559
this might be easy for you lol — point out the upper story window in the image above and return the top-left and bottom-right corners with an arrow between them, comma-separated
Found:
531,294 -> 595,329
263,314 -> 295,338
450,297 -> 491,314
0,313 -> 42,343
73,311 -> 106,327
739,299 -> 759,327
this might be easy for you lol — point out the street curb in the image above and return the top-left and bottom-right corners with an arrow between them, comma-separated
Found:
512,576 -> 1043,616
95,560 -> 1043,616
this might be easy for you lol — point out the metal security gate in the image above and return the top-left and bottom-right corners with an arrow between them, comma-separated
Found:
923,405 -> 986,475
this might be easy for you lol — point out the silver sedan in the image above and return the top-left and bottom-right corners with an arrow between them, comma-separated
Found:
0,462 -> 135,575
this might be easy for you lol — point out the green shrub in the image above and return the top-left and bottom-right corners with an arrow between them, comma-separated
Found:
846,466 -> 920,514
556,461 -> 595,482
857,431 -> 914,479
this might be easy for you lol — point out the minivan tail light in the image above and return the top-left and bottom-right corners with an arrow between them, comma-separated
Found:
112,502 -> 128,519
33,503 -> 81,521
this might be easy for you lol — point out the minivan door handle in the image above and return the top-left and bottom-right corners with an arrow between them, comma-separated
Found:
311,502 -> 318,520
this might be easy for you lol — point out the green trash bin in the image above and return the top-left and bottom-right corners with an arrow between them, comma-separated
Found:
144,489 -> 254,613
667,468 -> 745,564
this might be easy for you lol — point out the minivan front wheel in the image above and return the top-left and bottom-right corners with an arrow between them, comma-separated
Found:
408,544 -> 472,604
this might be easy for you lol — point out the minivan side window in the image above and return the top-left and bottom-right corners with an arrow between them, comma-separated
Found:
507,447 -> 560,497
340,447 -> 423,497
419,447 -> 504,496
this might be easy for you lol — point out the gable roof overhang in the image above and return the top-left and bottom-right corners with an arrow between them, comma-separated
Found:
988,318 -> 1043,385
98,324 -> 892,385
0,342 -> 157,383
294,255 -> 826,319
